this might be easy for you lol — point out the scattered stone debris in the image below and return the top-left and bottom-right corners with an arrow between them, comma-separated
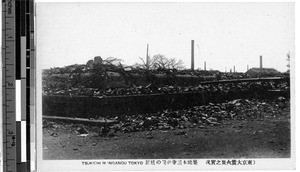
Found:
107,130 -> 116,137
76,124 -> 89,134
106,98 -> 287,134
174,131 -> 187,136
78,134 -> 89,137
146,135 -> 154,139
145,132 -> 154,139
206,117 -> 219,125
50,132 -> 59,137
43,98 -> 289,138
45,80 -> 289,97
98,126 -> 110,137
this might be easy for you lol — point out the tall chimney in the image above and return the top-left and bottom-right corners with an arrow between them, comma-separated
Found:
233,65 -> 235,73
146,44 -> 149,69
247,65 -> 249,71
204,61 -> 206,71
260,55 -> 263,69
191,40 -> 194,70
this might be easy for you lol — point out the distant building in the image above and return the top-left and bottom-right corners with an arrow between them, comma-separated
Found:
208,69 -> 220,74
245,67 -> 280,75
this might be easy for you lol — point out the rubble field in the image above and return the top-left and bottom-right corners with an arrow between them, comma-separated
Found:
43,98 -> 290,159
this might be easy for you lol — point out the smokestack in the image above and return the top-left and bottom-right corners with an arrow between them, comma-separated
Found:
233,65 -> 235,73
247,65 -> 249,71
191,40 -> 194,70
260,55 -> 263,69
204,61 -> 206,71
146,44 -> 149,69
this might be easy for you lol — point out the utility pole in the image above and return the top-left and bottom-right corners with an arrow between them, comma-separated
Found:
191,40 -> 194,70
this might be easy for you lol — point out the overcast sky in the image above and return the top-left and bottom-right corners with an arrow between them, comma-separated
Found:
37,2 -> 294,72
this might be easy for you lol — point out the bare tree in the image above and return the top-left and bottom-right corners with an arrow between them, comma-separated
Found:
152,54 -> 169,69
136,54 -> 184,70
167,58 -> 184,70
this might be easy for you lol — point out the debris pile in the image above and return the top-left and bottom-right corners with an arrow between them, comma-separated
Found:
42,59 -> 289,97
108,98 -> 288,134
43,81 -> 289,97
43,98 -> 289,137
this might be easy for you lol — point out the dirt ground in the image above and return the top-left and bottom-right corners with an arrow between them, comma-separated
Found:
43,108 -> 290,160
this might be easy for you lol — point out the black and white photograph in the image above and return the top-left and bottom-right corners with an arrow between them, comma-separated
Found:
36,2 -> 295,171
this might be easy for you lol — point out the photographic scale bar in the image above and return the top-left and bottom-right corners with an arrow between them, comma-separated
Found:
2,0 -> 34,171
